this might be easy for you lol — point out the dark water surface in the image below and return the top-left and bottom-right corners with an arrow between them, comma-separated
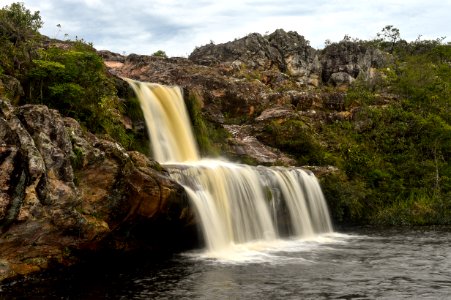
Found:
1,227 -> 450,299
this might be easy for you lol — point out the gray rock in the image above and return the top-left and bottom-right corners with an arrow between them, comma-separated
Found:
329,72 -> 355,86
189,29 -> 321,85
190,30 -> 389,87
321,41 -> 388,84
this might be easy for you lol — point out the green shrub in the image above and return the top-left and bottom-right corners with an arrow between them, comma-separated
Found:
185,91 -> 230,156
152,50 -> 167,58
261,119 -> 330,165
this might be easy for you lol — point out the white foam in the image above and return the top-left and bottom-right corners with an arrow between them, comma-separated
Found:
184,233 -> 353,264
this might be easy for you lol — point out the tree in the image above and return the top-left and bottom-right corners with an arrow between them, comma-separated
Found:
0,2 -> 42,77
377,25 -> 400,53
0,2 -> 42,44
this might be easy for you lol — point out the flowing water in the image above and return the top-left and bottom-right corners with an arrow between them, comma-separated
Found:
1,227 -> 450,299
126,80 -> 333,252
127,81 -> 200,162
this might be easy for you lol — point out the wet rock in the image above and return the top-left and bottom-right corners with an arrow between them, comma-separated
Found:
0,99 -> 195,282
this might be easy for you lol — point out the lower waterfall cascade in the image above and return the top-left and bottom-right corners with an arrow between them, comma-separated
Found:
126,79 -> 333,253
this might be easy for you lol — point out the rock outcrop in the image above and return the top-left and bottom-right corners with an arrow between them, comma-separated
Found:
320,41 -> 388,86
189,29 -> 321,87
189,29 -> 389,88
0,99 -> 195,281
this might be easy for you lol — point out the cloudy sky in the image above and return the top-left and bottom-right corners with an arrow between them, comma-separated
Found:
2,0 -> 450,57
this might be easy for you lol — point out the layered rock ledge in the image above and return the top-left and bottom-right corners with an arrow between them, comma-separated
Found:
0,99 -> 196,281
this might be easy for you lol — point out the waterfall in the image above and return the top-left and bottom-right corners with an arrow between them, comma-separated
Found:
126,80 -> 200,162
127,79 -> 333,252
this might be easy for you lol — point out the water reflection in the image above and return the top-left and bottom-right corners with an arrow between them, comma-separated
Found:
1,227 -> 450,299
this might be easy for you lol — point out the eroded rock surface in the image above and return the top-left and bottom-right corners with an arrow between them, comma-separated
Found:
0,99 -> 195,281
225,124 -> 296,165
320,41 -> 388,86
189,29 -> 388,89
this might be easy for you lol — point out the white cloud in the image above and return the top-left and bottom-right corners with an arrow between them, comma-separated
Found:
1,0 -> 450,57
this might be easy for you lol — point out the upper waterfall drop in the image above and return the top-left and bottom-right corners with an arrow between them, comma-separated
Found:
126,78 -> 333,254
126,79 -> 200,163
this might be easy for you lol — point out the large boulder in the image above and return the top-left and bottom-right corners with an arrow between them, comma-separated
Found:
320,41 -> 388,86
0,99 -> 195,282
266,29 -> 321,85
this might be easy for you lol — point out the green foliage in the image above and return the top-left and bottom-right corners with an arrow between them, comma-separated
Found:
0,2 -> 42,38
373,191 -> 450,225
344,81 -> 378,108
0,3 -> 149,155
28,44 -> 112,118
125,96 -> 143,120
318,39 -> 451,225
320,172 -> 368,224
71,146 -> 84,171
390,47 -> 451,123
322,100 -> 451,224
23,40 -> 141,151
185,92 -> 229,156
0,2 -> 42,78
261,119 -> 331,165
152,50 -> 167,58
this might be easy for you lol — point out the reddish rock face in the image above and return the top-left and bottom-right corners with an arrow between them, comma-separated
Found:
0,99 -> 195,282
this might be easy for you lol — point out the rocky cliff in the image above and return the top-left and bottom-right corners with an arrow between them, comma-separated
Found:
102,29 -> 390,165
0,99 -> 196,281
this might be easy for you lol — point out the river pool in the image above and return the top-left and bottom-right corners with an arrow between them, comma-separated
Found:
1,226 -> 450,299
